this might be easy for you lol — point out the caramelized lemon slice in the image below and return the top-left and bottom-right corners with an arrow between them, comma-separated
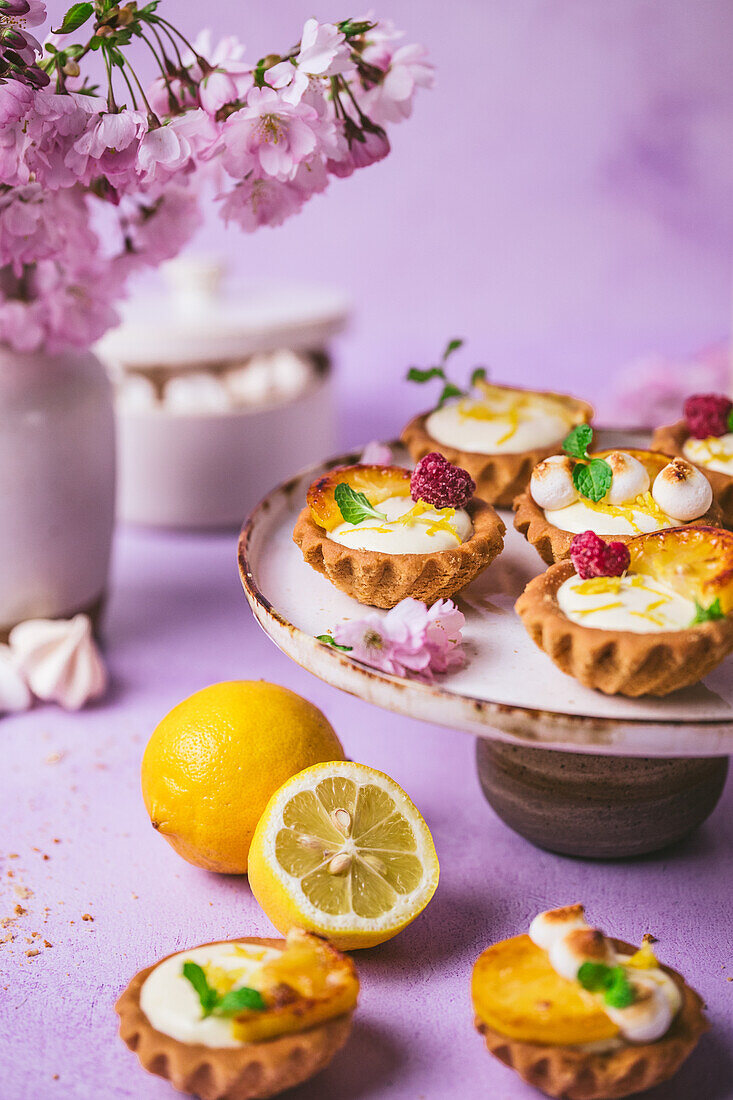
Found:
247,762 -> 439,950
307,464 -> 412,532
472,935 -> 619,1045
230,929 -> 359,1043
628,526 -> 733,614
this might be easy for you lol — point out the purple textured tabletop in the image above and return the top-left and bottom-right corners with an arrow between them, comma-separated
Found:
2,525 -> 732,1100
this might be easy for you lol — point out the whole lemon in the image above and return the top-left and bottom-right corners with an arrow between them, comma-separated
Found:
141,681 -> 344,874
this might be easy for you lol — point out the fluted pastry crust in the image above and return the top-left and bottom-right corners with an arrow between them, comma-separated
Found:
116,937 -> 353,1100
515,560 -> 733,696
401,390 -> 593,507
652,419 -> 733,529
293,498 -> 505,608
475,940 -> 707,1100
512,491 -> 722,566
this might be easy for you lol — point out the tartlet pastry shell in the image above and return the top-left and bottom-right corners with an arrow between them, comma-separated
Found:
652,419 -> 733,528
475,939 -> 707,1100
515,560 -> 733,696
401,393 -> 593,507
116,937 -> 353,1100
293,498 -> 505,608
512,491 -> 722,566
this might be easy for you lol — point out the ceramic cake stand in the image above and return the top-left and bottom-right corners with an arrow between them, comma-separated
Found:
238,438 -> 733,860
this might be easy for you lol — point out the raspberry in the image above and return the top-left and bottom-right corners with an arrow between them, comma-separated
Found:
570,530 -> 630,580
410,452 -> 476,509
684,393 -> 732,439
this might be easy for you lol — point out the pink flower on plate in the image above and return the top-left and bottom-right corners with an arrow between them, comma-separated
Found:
217,86 -> 330,182
328,597 -> 466,681
267,18 -> 352,105
360,441 -> 393,465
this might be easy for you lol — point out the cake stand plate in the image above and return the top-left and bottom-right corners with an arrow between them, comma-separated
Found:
238,440 -> 733,858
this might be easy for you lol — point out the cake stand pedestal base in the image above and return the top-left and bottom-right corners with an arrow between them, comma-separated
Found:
476,740 -> 729,858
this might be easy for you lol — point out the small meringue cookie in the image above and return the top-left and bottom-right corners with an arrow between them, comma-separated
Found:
548,927 -> 616,982
0,644 -> 32,716
224,357 -> 276,406
605,975 -> 675,1044
117,373 -> 158,412
164,373 -> 233,414
530,455 -> 578,510
604,451 -> 650,505
9,614 -> 107,712
652,459 -> 713,522
361,441 -> 393,465
529,905 -> 588,951
270,349 -> 312,398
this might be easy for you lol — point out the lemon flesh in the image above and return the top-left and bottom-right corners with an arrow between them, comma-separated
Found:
248,763 -> 439,950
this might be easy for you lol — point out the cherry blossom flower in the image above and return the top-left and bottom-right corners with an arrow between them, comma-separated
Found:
137,110 -> 216,185
360,42 -> 434,124
328,598 -> 466,681
328,123 -> 389,178
267,18 -> 351,106
219,175 -> 306,231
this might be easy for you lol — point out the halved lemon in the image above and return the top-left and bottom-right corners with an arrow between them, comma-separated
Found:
247,761 -> 440,950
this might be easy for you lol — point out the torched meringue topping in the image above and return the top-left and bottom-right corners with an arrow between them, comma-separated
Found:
529,906 -> 681,1044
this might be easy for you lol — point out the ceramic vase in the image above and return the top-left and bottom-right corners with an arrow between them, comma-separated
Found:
0,346 -> 116,638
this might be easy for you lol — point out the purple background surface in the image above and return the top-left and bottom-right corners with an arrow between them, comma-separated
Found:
1,527 -> 733,1100
4,5 -> 733,1098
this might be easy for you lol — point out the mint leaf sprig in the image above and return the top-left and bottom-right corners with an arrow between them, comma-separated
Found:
334,483 -> 388,525
563,425 -> 612,504
577,961 -> 636,1010
406,339 -> 487,409
182,962 -> 266,1019
692,597 -> 725,624
316,634 -> 353,651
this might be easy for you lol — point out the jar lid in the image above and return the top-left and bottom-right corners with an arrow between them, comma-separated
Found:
96,256 -> 350,368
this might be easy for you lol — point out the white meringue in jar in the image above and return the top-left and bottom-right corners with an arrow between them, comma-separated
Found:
9,614 -> 107,711
651,459 -> 713,522
164,372 -> 233,414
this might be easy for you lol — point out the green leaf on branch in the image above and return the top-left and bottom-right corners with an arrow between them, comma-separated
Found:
334,483 -> 388,526
573,458 -> 612,503
692,598 -> 725,624
471,367 -> 488,387
563,423 -> 593,460
443,337 -> 464,361
53,2 -> 94,35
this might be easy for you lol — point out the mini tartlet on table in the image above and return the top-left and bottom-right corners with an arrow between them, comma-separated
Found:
652,392 -> 733,528
514,425 -> 720,565
472,904 -> 708,1100
116,928 -> 358,1100
401,378 -> 594,506
293,456 -> 505,608
516,526 -> 733,696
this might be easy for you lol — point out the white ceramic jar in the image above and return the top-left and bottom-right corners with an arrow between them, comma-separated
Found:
0,347 -> 116,636
97,261 -> 347,529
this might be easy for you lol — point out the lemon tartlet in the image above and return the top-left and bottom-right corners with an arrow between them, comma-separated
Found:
116,929 -> 358,1100
514,426 -> 720,565
516,526 -> 733,696
652,393 -> 733,528
472,905 -> 708,1100
402,379 -> 593,506
293,460 -> 505,608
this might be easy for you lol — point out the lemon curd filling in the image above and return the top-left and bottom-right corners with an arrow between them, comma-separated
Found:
683,433 -> 733,476
545,492 -> 673,537
558,574 -> 696,633
140,942 -> 282,1048
425,391 -> 574,455
329,495 -> 473,554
